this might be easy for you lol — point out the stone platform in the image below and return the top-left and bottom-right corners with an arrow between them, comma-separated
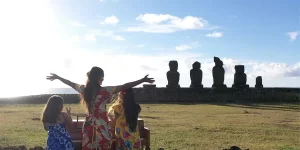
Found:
0,87 -> 299,104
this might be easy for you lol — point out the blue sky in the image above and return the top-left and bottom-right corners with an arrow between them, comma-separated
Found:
0,0 -> 299,97
51,0 -> 300,62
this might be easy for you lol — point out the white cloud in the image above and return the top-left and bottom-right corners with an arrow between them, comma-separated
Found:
89,30 -> 125,41
250,62 -> 300,78
287,31 -> 300,42
100,0 -> 104,2
114,35 -> 125,41
76,30 -> 124,41
104,16 -> 119,25
137,45 -> 145,48
206,31 -> 223,38
175,42 -> 199,51
84,34 -> 96,41
68,21 -> 84,27
136,14 -> 175,24
126,13 -> 209,33
175,45 -> 192,51
66,30 -> 125,42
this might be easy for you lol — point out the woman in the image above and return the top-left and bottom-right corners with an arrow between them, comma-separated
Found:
46,66 -> 154,150
108,88 -> 142,149
41,95 -> 74,150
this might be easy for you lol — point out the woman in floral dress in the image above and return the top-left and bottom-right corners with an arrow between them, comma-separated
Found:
42,95 -> 74,150
46,66 -> 154,150
108,88 -> 142,150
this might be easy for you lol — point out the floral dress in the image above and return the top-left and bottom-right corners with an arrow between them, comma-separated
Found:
112,104 -> 141,150
46,123 -> 74,150
75,85 -> 116,150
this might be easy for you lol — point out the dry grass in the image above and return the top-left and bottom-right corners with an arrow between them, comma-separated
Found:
0,103 -> 299,150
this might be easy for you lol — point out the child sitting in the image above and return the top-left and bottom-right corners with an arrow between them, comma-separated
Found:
108,88 -> 142,150
41,95 -> 74,150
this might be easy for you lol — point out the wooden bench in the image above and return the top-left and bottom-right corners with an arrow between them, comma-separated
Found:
69,115 -> 150,150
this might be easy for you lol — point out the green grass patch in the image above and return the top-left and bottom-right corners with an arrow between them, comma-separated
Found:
0,103 -> 299,150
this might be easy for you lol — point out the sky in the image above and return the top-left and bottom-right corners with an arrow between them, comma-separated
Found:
0,0 -> 299,97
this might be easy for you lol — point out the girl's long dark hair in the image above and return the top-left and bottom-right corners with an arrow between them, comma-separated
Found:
123,88 -> 141,132
41,95 -> 64,123
82,66 -> 104,114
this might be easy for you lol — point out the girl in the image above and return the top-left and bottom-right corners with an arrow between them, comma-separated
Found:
108,88 -> 142,150
46,66 -> 154,150
41,95 -> 74,150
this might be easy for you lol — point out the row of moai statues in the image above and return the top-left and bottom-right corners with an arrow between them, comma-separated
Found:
166,56 -> 264,89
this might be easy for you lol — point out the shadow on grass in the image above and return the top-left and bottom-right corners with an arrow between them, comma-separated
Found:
139,102 -> 300,112
213,103 -> 300,112
139,115 -> 160,119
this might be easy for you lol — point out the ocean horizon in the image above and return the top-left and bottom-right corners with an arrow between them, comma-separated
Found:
0,88 -> 78,98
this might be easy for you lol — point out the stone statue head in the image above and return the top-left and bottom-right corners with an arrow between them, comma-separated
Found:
256,76 -> 262,83
235,65 -> 245,73
214,56 -> 223,66
192,61 -> 201,69
169,60 -> 178,71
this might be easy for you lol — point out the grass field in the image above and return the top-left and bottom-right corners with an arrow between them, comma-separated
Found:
0,103 -> 299,150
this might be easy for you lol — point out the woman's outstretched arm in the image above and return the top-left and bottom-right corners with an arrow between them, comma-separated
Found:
112,75 -> 155,94
46,73 -> 79,91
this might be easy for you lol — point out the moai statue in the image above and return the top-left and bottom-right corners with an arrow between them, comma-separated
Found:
212,57 -> 227,88
166,60 -> 180,88
232,65 -> 249,88
190,61 -> 203,88
255,76 -> 263,88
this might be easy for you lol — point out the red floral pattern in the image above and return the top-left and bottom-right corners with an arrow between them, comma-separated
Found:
76,85 -> 116,150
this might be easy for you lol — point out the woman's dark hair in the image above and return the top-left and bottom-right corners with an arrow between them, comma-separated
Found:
123,88 -> 141,132
41,95 -> 64,123
82,66 -> 104,114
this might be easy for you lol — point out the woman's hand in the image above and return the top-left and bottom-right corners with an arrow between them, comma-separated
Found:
142,74 -> 155,83
46,73 -> 60,81
115,74 -> 155,93
66,107 -> 71,116
45,74 -> 79,92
